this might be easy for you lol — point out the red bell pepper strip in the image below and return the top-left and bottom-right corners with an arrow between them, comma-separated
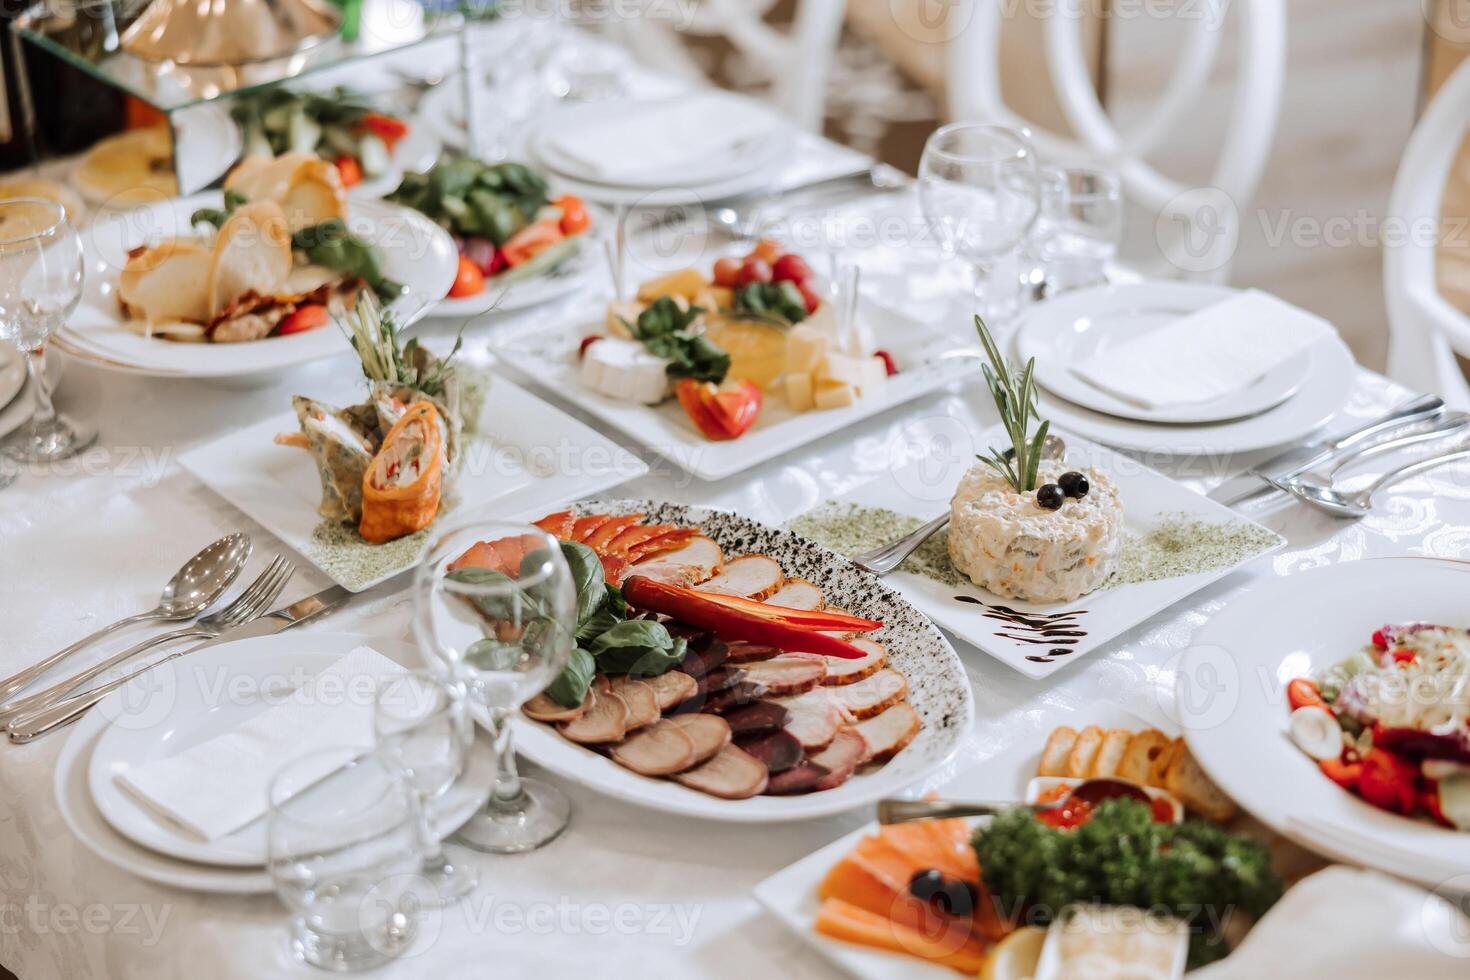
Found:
622,575 -> 874,659
688,589 -> 881,631
1286,677 -> 1326,711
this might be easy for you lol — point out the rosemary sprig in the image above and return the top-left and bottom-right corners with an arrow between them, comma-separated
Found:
974,315 -> 1050,493
338,291 -> 462,397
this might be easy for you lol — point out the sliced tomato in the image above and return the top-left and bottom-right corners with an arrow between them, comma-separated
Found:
1391,648 -> 1417,664
675,379 -> 728,440
553,195 -> 590,235
276,303 -> 331,336
675,379 -> 761,441
1319,755 -> 1363,790
1287,677 -> 1327,711
359,112 -> 409,150
1357,748 -> 1419,816
448,255 -> 485,298
502,218 -> 565,267
334,155 -> 363,188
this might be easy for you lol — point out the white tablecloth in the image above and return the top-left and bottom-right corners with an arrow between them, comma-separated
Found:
5,33 -> 1470,980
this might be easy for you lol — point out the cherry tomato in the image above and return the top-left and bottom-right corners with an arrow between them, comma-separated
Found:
578,335 -> 602,358
1287,677 -> 1327,712
797,280 -> 822,314
712,257 -> 743,287
359,112 -> 409,150
873,349 -> 899,376
737,258 -> 772,287
554,195 -> 590,235
502,219 -> 565,267
485,248 -> 507,277
748,238 -> 782,264
334,155 -> 363,188
448,255 -> 485,298
771,253 -> 813,285
1319,756 -> 1363,790
276,303 -> 330,336
1357,748 -> 1419,816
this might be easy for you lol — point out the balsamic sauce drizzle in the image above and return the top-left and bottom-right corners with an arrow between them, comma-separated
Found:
953,595 -> 1090,665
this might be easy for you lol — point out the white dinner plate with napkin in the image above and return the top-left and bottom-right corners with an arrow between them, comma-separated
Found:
0,345 -> 26,414
85,633 -> 494,868
1017,283 -> 1336,424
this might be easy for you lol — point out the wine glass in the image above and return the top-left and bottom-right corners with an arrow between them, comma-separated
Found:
918,124 -> 1041,324
267,750 -> 422,972
414,516 -> 575,853
374,671 -> 479,905
0,199 -> 94,463
1021,166 -> 1124,298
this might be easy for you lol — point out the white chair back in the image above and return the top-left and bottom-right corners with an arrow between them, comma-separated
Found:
613,0 -> 845,132
945,0 -> 1285,283
1385,57 -> 1470,407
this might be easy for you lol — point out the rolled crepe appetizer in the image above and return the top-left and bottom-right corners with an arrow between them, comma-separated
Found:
288,396 -> 379,523
359,401 -> 445,543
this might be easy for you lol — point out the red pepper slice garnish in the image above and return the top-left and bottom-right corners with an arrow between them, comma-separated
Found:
689,589 -> 881,631
621,575 -> 876,659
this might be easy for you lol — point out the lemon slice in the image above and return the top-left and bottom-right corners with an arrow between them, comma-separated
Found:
74,127 -> 179,207
703,316 -> 787,389
979,925 -> 1046,980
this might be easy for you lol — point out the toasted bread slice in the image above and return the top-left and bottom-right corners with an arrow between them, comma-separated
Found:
1090,728 -> 1133,778
1065,726 -> 1104,778
1117,729 -> 1173,788
207,200 -> 292,316
1151,736 -> 1183,789
1164,740 -> 1238,823
279,158 -> 347,233
118,240 -> 212,324
225,152 -> 315,205
1038,726 -> 1078,777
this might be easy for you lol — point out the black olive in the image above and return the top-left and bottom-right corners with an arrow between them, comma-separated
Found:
1036,483 -> 1066,510
908,868 -> 945,901
934,880 -> 977,918
1058,471 -> 1090,498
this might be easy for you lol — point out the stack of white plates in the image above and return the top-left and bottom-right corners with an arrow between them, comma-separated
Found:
1013,282 -> 1357,456
54,633 -> 493,893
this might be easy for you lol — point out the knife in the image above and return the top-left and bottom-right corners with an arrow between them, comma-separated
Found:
1207,395 -> 1445,506
7,586 -> 352,743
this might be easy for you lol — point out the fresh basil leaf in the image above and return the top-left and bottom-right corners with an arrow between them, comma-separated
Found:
446,566 -> 540,621
666,334 -> 731,383
555,540 -> 607,627
291,219 -> 400,299
464,637 -> 522,672
544,647 -> 596,708
735,282 -> 807,324
587,619 -> 685,676
575,583 -> 628,643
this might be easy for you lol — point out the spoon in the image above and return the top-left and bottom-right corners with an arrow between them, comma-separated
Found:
851,435 -> 1067,576
0,533 -> 252,705
1267,444 -> 1470,518
877,778 -> 1150,824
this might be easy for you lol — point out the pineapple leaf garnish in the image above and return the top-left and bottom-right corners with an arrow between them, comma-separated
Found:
975,315 -> 1047,493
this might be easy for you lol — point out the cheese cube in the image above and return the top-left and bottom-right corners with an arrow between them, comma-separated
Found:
858,356 -> 889,396
785,371 -> 815,412
785,325 -> 828,375
636,268 -> 711,303
816,352 -> 867,389
813,379 -> 858,410
694,286 -> 735,312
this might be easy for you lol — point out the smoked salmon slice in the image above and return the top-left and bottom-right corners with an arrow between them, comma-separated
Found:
534,510 -> 576,540
626,528 -> 699,562
585,513 -> 645,551
813,898 -> 988,974
571,514 -> 614,543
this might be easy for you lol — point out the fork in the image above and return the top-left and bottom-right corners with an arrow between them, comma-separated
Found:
0,557 -> 294,729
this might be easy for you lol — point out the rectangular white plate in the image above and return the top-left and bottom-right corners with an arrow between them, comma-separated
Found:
801,427 -> 1284,679
754,704 -> 1166,980
180,375 -> 648,591
489,296 -> 979,481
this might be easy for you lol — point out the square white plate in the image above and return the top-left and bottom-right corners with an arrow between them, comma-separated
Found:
490,296 -> 979,481
754,704 -> 1165,979
802,427 -> 1284,679
180,375 -> 648,591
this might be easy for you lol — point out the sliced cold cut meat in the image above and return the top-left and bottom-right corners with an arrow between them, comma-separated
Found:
668,713 -> 733,766
772,688 -> 846,750
724,641 -> 782,663
630,536 -> 724,586
703,681 -> 764,713
828,668 -> 907,720
722,700 -> 791,736
821,638 -> 887,686
558,688 -> 629,744
677,640 -> 729,679
851,701 -> 921,762
764,761 -> 829,795
695,555 -> 784,600
765,578 -> 824,611
741,655 -> 826,696
736,729 -> 803,774
522,690 -> 590,723
606,676 -> 660,730
808,729 -> 868,790
640,670 -> 698,711
673,744 -> 769,799
610,719 -> 698,776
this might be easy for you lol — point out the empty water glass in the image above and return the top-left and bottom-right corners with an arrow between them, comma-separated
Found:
268,750 -> 423,972
1022,166 -> 1123,298
374,671 -> 479,905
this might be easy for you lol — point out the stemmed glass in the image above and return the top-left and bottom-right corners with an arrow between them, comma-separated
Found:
1021,166 -> 1124,298
374,671 -> 479,905
414,516 -> 575,853
267,750 -> 423,972
918,124 -> 1041,324
0,199 -> 94,463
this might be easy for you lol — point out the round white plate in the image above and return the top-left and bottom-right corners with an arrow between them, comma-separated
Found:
1180,558 -> 1470,888
0,345 -> 25,413
63,194 -> 456,379
349,124 -> 443,200
1016,282 -> 1310,424
510,500 -> 975,823
86,635 -> 492,868
1026,333 -> 1355,456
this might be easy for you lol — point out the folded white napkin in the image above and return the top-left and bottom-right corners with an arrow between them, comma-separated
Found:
546,93 -> 773,183
116,646 -> 406,842
1069,290 -> 1336,410
1192,866 -> 1470,978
